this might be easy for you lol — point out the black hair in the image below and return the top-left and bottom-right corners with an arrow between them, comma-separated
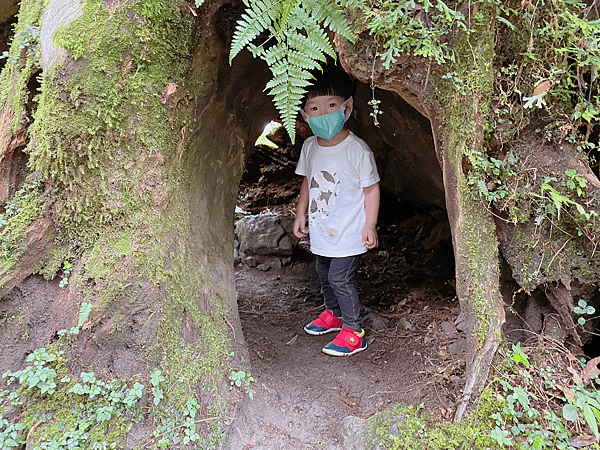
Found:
301,62 -> 356,108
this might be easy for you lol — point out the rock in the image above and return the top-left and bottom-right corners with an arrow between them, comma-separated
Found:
448,336 -> 467,355
543,314 -> 567,343
455,310 -> 467,332
421,222 -> 451,250
235,213 -> 299,256
363,311 -> 388,331
397,317 -> 414,331
243,256 -> 257,267
524,295 -> 544,333
257,258 -> 282,271
339,416 -> 373,450
281,256 -> 292,266
440,320 -> 456,337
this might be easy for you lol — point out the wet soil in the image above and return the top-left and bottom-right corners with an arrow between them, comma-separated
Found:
223,211 -> 465,450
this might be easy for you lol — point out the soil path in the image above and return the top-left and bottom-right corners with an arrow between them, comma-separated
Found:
222,217 -> 464,449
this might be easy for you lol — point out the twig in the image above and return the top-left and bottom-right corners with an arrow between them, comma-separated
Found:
223,315 -> 236,342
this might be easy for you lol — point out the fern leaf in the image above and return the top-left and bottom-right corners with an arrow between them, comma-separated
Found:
265,59 -> 320,143
263,43 -> 287,65
288,49 -> 321,70
275,0 -> 299,35
337,0 -> 366,10
230,0 -> 282,63
286,26 -> 336,61
300,0 -> 355,41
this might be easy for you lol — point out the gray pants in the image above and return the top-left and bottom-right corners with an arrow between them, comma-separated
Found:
315,255 -> 362,332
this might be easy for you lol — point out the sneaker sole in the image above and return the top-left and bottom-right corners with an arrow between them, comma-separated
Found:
304,326 -> 342,336
322,342 -> 368,356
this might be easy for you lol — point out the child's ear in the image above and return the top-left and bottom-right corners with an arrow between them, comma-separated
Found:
344,97 -> 354,120
346,97 -> 354,112
300,108 -> 308,122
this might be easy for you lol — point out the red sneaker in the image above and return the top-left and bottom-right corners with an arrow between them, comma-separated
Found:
322,327 -> 367,356
304,309 -> 342,335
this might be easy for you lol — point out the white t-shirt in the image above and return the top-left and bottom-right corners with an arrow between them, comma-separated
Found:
295,131 -> 380,257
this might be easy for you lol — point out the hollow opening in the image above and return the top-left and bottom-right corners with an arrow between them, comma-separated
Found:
229,57 -> 464,444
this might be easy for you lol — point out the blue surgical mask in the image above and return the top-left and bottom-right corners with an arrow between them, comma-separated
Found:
307,100 -> 351,140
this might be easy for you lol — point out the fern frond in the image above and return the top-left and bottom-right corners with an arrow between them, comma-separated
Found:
229,0 -> 282,63
264,59 -> 319,143
300,0 -> 355,42
286,27 -> 336,61
262,43 -> 287,65
275,0 -> 299,35
336,0 -> 366,11
230,0 -> 360,142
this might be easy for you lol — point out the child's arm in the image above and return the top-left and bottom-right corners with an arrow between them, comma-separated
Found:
293,177 -> 309,238
362,182 -> 380,249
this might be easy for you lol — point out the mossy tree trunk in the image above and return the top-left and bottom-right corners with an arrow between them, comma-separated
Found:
339,3 -> 504,419
0,0 -> 267,447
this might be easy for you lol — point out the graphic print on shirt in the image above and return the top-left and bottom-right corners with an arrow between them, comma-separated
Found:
309,171 -> 341,237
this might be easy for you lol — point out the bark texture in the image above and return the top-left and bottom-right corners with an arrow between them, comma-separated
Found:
338,5 -> 506,419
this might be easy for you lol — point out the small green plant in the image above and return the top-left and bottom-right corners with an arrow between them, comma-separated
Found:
0,25 -> 39,66
368,96 -> 383,127
229,369 -> 255,400
58,261 -> 73,288
565,169 -> 588,197
0,418 -> 26,449
3,347 -> 63,395
574,299 -> 596,326
150,368 -> 165,406
486,342 -> 600,449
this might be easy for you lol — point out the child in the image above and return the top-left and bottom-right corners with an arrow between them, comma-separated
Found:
293,63 -> 380,357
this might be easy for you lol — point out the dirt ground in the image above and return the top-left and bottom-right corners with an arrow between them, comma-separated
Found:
222,210 -> 465,450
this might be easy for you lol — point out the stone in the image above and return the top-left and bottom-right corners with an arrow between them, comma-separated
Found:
397,317 -> 414,331
339,416 -> 373,450
235,213 -> 299,256
455,310 -> 467,332
440,320 -> 456,336
243,256 -> 257,267
363,311 -> 388,331
448,336 -> 467,355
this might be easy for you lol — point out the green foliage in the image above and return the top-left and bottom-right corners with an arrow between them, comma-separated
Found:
488,343 -> 600,449
0,179 -> 45,272
0,341 -> 219,450
366,0 -> 464,68
0,25 -> 38,66
229,0 -> 362,142
59,261 -> 73,288
367,402 -> 496,449
573,299 -> 596,326
229,369 -> 255,400
367,342 -> 600,450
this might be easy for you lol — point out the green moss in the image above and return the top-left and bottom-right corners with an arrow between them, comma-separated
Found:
433,3 -> 502,348
366,400 -> 499,450
1,0 -> 243,446
0,0 -> 43,131
0,179 -> 46,272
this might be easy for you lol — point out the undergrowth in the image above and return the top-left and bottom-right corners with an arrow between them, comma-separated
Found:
369,340 -> 600,450
0,305 -> 253,450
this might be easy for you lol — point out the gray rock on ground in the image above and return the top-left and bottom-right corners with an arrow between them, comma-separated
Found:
235,213 -> 299,256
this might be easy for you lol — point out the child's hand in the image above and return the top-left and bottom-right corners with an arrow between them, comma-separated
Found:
293,215 -> 307,238
362,223 -> 378,249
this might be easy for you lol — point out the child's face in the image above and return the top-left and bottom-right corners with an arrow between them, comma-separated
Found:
301,95 -> 347,118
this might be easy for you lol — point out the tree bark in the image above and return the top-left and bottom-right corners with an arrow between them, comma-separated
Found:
0,0 -> 273,446
339,3 -> 505,419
